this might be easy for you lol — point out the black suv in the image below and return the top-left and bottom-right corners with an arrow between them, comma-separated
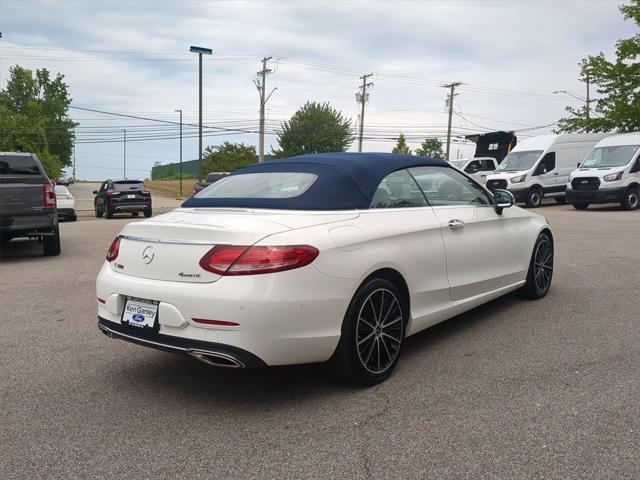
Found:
94,179 -> 152,219
0,152 -> 61,255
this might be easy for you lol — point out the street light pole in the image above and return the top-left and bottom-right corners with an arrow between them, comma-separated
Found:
174,109 -> 183,196
190,46 -> 213,182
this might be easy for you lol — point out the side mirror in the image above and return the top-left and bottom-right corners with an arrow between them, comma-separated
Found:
577,162 -> 581,168
93,190 -> 98,195
494,189 -> 514,215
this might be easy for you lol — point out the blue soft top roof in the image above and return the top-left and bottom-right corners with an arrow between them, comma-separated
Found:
182,152 -> 448,210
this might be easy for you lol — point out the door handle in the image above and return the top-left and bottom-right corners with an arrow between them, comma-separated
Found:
448,219 -> 465,230
553,172 -> 559,176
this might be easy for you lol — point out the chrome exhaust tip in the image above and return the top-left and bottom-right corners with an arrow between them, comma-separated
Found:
99,326 -> 113,339
189,350 -> 244,368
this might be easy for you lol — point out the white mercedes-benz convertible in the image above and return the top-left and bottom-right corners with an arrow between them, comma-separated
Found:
97,153 -> 553,384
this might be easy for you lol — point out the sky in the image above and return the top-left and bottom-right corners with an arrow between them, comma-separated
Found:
0,0 -> 634,180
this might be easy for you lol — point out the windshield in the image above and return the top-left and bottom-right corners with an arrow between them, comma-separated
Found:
496,150 -> 543,172
197,172 -> 317,199
581,145 -> 640,168
449,160 -> 467,169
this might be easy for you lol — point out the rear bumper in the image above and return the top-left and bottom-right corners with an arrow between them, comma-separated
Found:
0,212 -> 57,236
111,203 -> 150,212
98,317 -> 266,368
96,261 -> 354,366
566,187 -> 626,204
57,208 -> 76,218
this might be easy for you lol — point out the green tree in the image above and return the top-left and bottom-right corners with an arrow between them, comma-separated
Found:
273,101 -> 353,157
415,137 -> 445,159
0,66 -> 76,177
392,133 -> 412,154
557,1 -> 640,133
202,141 -> 257,174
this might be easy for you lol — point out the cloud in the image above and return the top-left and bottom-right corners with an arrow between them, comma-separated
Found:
0,0 -> 634,178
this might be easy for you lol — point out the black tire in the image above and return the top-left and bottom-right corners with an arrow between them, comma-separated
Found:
43,226 -> 61,256
331,277 -> 406,386
572,202 -> 589,210
525,186 -> 543,208
519,232 -> 553,300
621,187 -> 639,211
144,208 -> 152,218
95,206 -> 103,218
105,205 -> 113,219
71,214 -> 77,222
554,196 -> 567,205
132,211 -> 139,217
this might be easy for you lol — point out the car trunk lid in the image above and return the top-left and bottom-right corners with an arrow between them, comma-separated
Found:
111,208 -> 358,283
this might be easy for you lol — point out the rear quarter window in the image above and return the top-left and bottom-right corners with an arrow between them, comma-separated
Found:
0,155 -> 42,175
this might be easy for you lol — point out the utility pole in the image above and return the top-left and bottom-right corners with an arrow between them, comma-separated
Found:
175,109 -> 183,196
356,73 -> 373,152
585,73 -> 591,121
72,130 -> 76,180
123,129 -> 127,179
444,82 -> 462,161
255,56 -> 276,163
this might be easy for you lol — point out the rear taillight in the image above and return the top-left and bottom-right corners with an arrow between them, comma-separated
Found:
199,245 -> 319,276
107,191 -> 120,196
43,183 -> 56,207
106,237 -> 121,262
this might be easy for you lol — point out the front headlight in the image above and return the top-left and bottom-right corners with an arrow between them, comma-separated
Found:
510,174 -> 526,184
603,172 -> 623,182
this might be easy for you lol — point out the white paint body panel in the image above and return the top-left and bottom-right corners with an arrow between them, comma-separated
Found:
96,204 -> 549,366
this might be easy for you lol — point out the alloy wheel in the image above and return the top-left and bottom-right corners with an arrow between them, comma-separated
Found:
533,238 -> 553,294
356,288 -> 403,374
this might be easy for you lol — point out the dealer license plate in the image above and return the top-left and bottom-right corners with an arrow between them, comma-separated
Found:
122,297 -> 158,329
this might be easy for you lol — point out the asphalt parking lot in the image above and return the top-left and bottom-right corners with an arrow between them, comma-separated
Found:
1,204 -> 639,479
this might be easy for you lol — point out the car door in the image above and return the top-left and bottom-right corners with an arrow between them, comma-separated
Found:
409,166 -> 528,301
533,152 -> 559,194
366,169 -> 450,333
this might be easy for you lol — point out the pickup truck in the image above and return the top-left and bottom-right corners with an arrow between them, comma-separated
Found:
0,152 -> 61,256
192,171 -> 229,196
449,157 -> 498,184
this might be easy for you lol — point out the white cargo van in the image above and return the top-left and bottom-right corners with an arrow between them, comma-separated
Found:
449,157 -> 498,184
566,132 -> 640,210
485,133 -> 612,207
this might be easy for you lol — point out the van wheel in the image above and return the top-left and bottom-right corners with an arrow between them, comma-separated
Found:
43,226 -> 61,256
573,202 -> 589,210
554,196 -> 566,204
621,187 -> 639,210
525,187 -> 543,208
331,278 -> 406,386
519,232 -> 553,299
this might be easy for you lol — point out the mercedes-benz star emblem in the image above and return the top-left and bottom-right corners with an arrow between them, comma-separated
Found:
142,246 -> 155,264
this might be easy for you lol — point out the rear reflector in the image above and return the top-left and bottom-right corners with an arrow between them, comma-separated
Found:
106,237 -> 121,262
192,318 -> 239,327
199,245 -> 319,276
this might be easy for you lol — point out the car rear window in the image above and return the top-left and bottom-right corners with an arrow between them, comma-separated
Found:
0,155 -> 42,175
113,181 -> 145,191
196,172 -> 317,199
